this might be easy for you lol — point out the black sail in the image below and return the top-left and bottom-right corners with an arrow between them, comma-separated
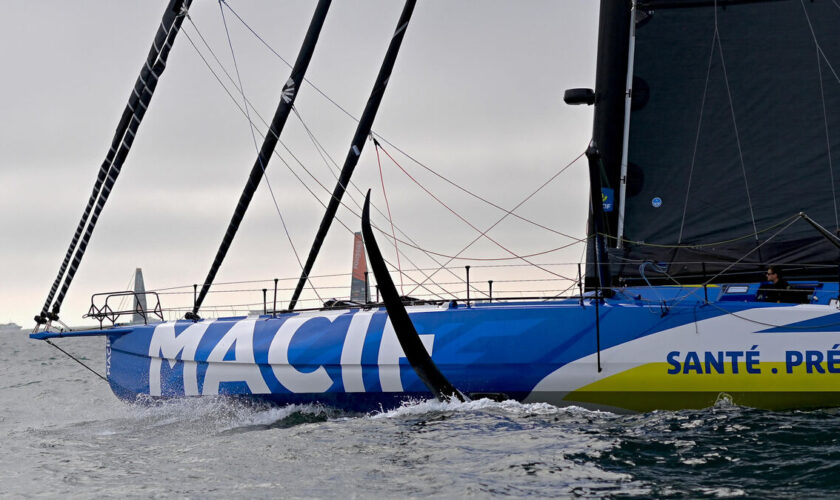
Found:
190,0 -> 332,317
609,0 -> 840,283
36,0 -> 193,324
287,0 -> 417,311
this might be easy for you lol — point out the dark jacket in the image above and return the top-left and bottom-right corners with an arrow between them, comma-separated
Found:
757,279 -> 791,303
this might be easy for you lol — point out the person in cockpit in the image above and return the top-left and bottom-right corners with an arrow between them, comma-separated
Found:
756,265 -> 791,303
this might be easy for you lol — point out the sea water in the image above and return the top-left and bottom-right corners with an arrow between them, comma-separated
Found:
2,323 -> 839,498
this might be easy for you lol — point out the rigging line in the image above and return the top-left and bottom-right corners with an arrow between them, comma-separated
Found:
393,239 -> 584,261
221,1 -> 361,124
818,43 -> 839,230
47,3 -> 191,320
291,106 -> 420,249
269,141 -> 447,300
375,136 -> 588,243
679,22 -> 717,244
183,21 -> 553,296
218,1 -> 260,155
609,212 -> 800,248
221,0 -> 583,244
267,130 -> 447,299
714,3 -> 758,239
799,0 -> 840,85
37,1 -> 190,324
181,24 -> 326,305
374,142 -> 404,294
44,340 -> 108,383
182,17 -> 322,306
114,272 -> 137,314
379,147 -> 580,297
380,143 -> 585,257
269,122 -> 450,299
546,280 -> 581,300
193,7 -> 582,271
289,107 -> 467,298
667,215 -> 802,309
264,112 -> 453,295
381,144 -> 569,276
801,1 -> 838,229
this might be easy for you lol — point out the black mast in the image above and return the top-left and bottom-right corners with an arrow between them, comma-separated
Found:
35,0 -> 193,325
286,0 -> 416,311
586,143 -> 613,290
189,0 -> 332,319
584,0 -> 632,288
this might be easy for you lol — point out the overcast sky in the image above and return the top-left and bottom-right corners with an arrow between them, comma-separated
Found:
0,1 -> 599,327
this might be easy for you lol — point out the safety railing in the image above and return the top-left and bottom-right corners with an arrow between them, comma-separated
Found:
84,291 -> 164,328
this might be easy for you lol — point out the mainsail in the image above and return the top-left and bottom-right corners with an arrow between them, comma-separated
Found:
600,0 -> 840,283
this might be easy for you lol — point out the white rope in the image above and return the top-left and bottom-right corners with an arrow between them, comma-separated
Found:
182,19 -> 583,274
220,1 -> 583,245
405,153 -> 585,297
667,214 -> 803,309
181,19 -> 474,305
800,0 -> 839,229
713,3 -> 758,239
181,13 -> 586,302
186,13 -> 323,304
817,46 -> 838,230
800,0 -> 840,85
678,24 -> 718,244
290,106 -> 474,299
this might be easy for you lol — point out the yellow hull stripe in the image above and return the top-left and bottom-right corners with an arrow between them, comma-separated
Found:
564,362 -> 840,411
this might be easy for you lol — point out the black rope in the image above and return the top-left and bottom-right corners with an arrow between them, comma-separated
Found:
287,0 -> 417,311
223,1 -> 584,244
36,0 -> 193,325
190,0 -> 332,318
44,340 -> 108,383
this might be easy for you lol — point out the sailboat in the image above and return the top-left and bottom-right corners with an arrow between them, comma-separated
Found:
30,0 -> 840,412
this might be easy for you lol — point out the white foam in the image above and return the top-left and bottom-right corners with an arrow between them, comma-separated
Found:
370,397 -> 614,420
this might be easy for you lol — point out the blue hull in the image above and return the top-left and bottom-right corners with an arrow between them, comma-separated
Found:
35,284 -> 840,412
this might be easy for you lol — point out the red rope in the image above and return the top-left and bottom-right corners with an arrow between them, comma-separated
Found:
374,140 -> 404,295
